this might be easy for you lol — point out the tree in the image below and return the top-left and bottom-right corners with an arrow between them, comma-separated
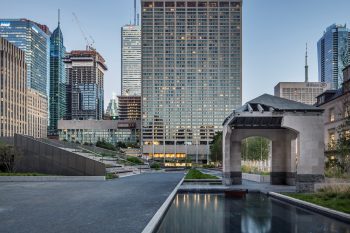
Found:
241,137 -> 269,161
326,101 -> 350,174
0,142 -> 22,172
209,131 -> 223,162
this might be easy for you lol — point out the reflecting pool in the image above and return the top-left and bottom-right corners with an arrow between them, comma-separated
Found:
157,193 -> 350,233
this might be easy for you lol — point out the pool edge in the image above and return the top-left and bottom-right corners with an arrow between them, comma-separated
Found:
142,177 -> 185,233
268,192 -> 350,224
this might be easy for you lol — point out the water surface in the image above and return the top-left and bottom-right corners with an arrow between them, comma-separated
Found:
157,193 -> 350,233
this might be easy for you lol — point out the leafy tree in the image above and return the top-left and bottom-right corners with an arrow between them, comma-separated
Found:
96,140 -> 116,151
241,137 -> 269,161
0,142 -> 22,172
326,104 -> 350,174
210,131 -> 223,162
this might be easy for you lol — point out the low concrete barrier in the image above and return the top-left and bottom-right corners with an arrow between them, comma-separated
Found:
269,192 -> 350,224
242,173 -> 270,183
142,178 -> 184,233
0,176 -> 105,182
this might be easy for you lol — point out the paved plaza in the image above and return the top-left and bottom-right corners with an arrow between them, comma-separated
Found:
0,172 -> 184,233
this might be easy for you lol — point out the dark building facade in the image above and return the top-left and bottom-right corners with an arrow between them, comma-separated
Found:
64,50 -> 107,120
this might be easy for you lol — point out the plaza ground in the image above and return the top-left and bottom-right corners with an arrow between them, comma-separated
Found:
0,172 -> 184,233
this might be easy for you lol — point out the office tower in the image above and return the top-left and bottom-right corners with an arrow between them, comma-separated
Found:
48,13 -> 66,137
105,93 -> 119,119
141,0 -> 242,162
0,38 -> 27,137
118,96 -> 141,120
27,89 -> 48,138
274,82 -> 330,105
64,50 -> 107,120
318,24 -> 350,89
121,25 -> 141,96
275,46 -> 330,105
0,19 -> 50,95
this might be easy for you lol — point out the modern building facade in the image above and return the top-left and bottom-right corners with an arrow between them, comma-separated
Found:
0,18 -> 50,96
27,89 -> 48,138
318,24 -> 350,90
316,65 -> 350,151
48,19 -> 66,137
118,96 -> 141,120
58,119 -> 140,145
0,37 -> 27,137
274,82 -> 330,105
64,50 -> 107,120
121,25 -> 141,96
141,0 -> 242,161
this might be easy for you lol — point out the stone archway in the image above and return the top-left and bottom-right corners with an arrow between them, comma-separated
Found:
223,94 -> 325,192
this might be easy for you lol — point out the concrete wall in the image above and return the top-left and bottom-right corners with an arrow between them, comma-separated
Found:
14,134 -> 106,176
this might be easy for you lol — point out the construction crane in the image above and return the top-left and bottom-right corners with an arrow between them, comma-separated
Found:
72,12 -> 95,50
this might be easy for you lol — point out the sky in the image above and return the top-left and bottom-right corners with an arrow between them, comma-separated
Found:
0,0 -> 350,108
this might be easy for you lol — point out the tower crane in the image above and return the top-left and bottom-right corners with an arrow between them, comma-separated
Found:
72,12 -> 95,50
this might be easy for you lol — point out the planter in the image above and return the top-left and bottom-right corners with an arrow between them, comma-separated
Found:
242,173 -> 270,183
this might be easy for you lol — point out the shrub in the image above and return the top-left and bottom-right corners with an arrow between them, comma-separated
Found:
96,140 -> 116,151
106,173 -> 118,179
203,164 -> 215,169
126,156 -> 143,165
150,162 -> 161,170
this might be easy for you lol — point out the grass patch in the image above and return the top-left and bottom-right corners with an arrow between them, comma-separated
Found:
286,185 -> 350,214
105,173 -> 119,179
185,169 -> 219,180
0,172 -> 51,176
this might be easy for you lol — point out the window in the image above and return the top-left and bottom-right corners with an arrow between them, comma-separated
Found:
328,131 -> 336,148
329,108 -> 335,122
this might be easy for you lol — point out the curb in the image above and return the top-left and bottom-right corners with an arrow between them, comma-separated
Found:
142,177 -> 184,233
0,176 -> 106,182
269,192 -> 350,224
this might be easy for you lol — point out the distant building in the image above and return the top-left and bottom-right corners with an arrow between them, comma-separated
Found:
318,24 -> 350,89
0,37 -> 27,137
141,0 -> 242,162
121,25 -> 141,96
118,96 -> 141,120
275,82 -> 330,105
316,65 -> 350,150
48,15 -> 66,137
105,93 -> 118,119
64,49 -> 107,120
0,18 -> 50,96
27,89 -> 48,138
58,119 -> 140,145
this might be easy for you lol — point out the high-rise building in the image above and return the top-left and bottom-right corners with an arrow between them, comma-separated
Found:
0,37 -> 27,137
121,24 -> 141,96
48,14 -> 66,137
118,96 -> 141,120
274,82 -> 330,105
27,89 -> 48,138
141,0 -> 242,162
64,50 -> 107,120
318,24 -> 350,90
105,93 -> 119,119
0,19 -> 50,96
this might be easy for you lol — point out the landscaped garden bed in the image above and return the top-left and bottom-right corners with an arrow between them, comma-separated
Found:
285,186 -> 350,214
185,169 -> 219,180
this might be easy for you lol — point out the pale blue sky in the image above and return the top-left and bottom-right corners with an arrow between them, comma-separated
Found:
0,0 -> 350,107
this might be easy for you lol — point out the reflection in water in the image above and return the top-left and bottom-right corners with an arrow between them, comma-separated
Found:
157,193 -> 350,233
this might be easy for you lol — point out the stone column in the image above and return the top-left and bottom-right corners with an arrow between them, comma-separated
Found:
270,135 -> 287,185
222,126 -> 242,185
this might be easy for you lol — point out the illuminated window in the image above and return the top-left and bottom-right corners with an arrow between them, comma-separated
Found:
329,108 -> 335,122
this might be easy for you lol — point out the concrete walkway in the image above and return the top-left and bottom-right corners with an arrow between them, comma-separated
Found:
0,172 -> 184,233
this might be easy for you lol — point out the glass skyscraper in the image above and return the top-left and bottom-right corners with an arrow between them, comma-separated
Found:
121,25 -> 141,96
318,24 -> 350,90
48,20 -> 66,136
141,0 -> 242,163
0,19 -> 50,96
